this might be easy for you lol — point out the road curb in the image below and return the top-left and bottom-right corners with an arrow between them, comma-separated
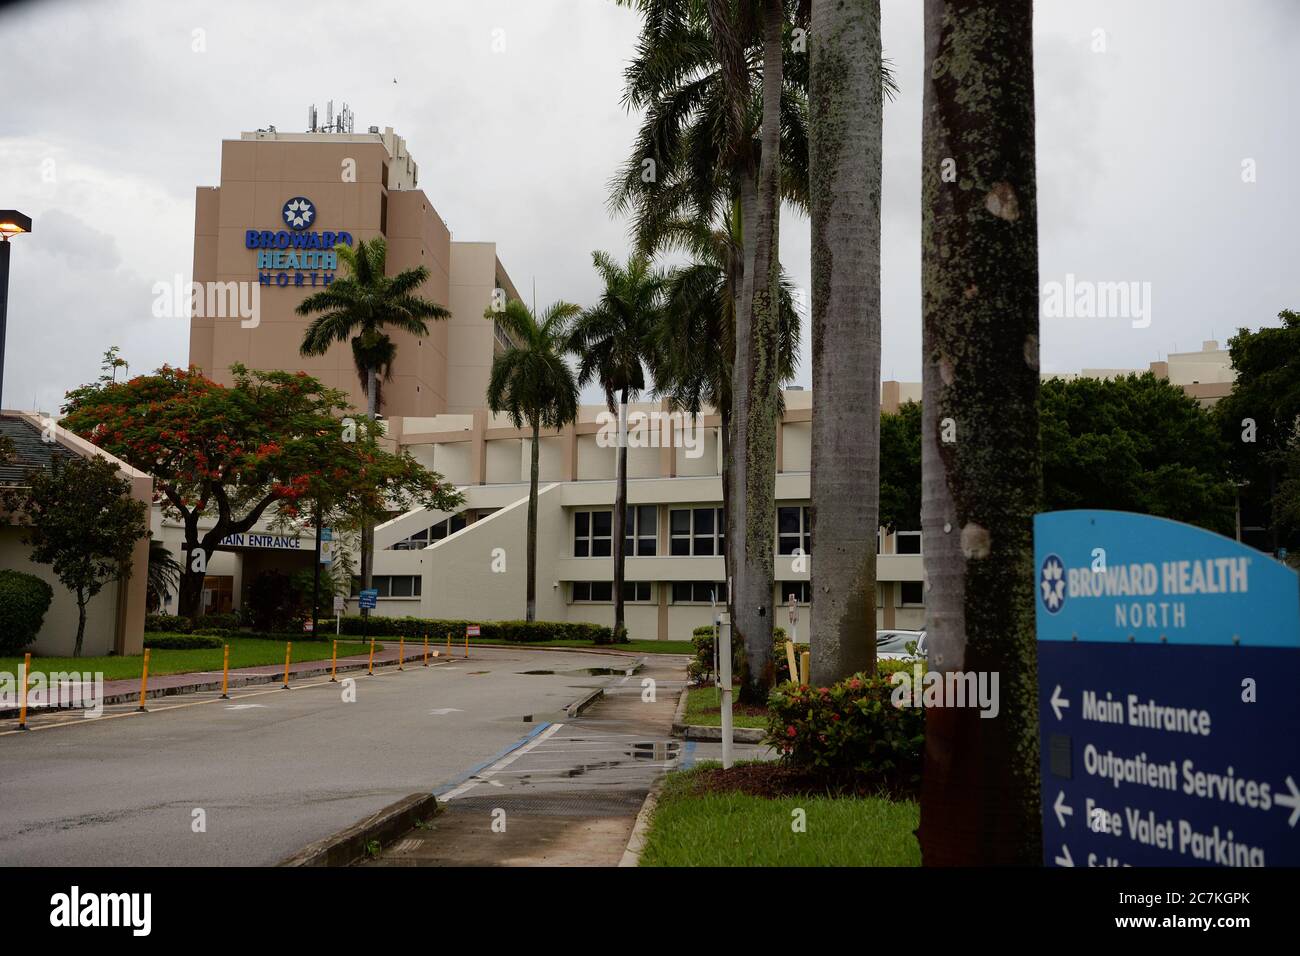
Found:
618,777 -> 665,867
277,792 -> 441,867
671,681 -> 692,727
565,687 -> 604,718
672,723 -> 767,743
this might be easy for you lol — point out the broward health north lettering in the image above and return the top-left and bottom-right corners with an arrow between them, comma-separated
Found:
245,196 -> 354,288
1036,510 -> 1300,868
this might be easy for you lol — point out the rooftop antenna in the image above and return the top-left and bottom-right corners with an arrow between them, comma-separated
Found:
307,103 -> 318,132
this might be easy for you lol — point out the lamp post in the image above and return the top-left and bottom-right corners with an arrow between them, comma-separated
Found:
0,210 -> 34,409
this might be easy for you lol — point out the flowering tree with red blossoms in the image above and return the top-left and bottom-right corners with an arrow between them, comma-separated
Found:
62,363 -> 462,619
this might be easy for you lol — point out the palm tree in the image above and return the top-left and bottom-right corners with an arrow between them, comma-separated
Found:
297,236 -> 451,602
918,0 -> 1041,865
146,538 -> 182,613
807,0 -> 884,685
485,298 -> 582,622
568,252 -> 665,639
652,214 -> 801,629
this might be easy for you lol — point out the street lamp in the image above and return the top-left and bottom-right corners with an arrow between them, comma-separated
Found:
0,210 -> 33,409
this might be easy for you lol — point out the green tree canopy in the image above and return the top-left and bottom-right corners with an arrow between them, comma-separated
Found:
61,363 -> 462,617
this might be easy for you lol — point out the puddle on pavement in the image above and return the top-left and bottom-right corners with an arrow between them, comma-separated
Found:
516,667 -> 627,677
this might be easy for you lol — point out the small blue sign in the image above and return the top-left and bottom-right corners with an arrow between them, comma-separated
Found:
1037,511 -> 1300,867
358,589 -> 379,610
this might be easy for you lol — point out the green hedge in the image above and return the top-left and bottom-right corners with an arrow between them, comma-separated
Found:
144,634 -> 224,650
0,570 -> 54,655
766,662 -> 925,787
144,613 -> 192,633
332,615 -> 614,645
689,624 -> 789,684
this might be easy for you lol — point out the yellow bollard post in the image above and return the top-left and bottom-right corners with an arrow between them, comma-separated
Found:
17,652 -> 31,731
446,632 -> 451,657
465,632 -> 469,660
423,634 -> 429,667
368,638 -> 376,676
282,642 -> 292,689
330,640 -> 338,682
137,648 -> 151,712
784,641 -> 798,686
800,650 -> 811,687
220,644 -> 231,699
398,636 -> 405,671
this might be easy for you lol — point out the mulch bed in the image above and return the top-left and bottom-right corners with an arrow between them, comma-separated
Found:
683,761 -> 919,803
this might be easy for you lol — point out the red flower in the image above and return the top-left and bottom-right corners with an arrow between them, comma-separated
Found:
786,725 -> 797,738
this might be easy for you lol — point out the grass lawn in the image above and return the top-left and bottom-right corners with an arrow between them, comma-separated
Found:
682,686 -> 768,729
344,635 -> 695,656
639,763 -> 920,867
0,636 -> 378,682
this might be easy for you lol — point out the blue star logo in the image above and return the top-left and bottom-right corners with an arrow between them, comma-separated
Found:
1040,554 -> 1067,614
282,196 -> 315,231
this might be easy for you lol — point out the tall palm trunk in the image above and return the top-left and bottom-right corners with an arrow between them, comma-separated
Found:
360,365 -> 378,601
612,388 -> 630,636
809,0 -> 883,684
527,420 -> 540,621
918,0 -> 1042,865
733,0 -> 785,703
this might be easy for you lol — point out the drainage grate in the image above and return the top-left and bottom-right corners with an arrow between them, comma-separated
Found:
445,791 -> 648,818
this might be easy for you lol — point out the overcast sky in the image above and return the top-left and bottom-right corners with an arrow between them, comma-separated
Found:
0,0 -> 1296,413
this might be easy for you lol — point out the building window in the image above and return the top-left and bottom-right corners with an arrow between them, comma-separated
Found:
896,531 -> 922,555
572,581 -> 613,603
669,507 -> 725,556
900,581 -> 924,605
777,506 -> 812,555
350,575 -> 423,598
778,582 -> 811,605
574,510 -> 613,557
669,581 -> 728,604
624,505 -> 657,557
202,576 -> 234,615
391,514 -> 466,550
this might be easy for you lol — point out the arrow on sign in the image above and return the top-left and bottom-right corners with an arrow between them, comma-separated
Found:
1276,775 -> 1300,827
1050,684 -> 1071,721
1054,844 -> 1074,868
1054,790 -> 1074,828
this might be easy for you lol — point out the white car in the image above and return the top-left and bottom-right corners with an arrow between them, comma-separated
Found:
877,629 -> 927,660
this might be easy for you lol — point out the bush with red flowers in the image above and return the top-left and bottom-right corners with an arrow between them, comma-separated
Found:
765,661 -> 925,787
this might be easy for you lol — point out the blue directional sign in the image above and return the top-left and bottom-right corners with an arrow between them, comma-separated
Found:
358,588 -> 379,610
1036,510 -> 1300,867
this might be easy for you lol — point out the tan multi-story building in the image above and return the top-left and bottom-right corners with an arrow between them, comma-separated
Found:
188,126 -> 520,417
172,125 -> 1238,642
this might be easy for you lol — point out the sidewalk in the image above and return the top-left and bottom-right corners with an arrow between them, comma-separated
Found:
359,654 -> 691,866
0,640 -> 448,717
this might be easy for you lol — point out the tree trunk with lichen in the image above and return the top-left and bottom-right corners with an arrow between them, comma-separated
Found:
729,0 -> 785,704
919,0 -> 1042,865
809,0 -> 883,685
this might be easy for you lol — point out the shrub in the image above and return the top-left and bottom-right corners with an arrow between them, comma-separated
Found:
332,615 -> 612,645
144,634 -> 223,650
766,663 -> 925,787
198,612 -> 240,631
0,569 -> 55,655
690,624 -> 790,685
145,613 -> 192,633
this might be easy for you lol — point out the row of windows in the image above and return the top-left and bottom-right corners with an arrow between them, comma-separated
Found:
349,575 -> 424,598
572,507 -> 920,559
391,514 -> 467,551
571,581 -> 731,604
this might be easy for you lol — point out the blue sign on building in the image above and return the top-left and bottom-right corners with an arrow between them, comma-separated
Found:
358,589 -> 379,610
1036,510 -> 1300,867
